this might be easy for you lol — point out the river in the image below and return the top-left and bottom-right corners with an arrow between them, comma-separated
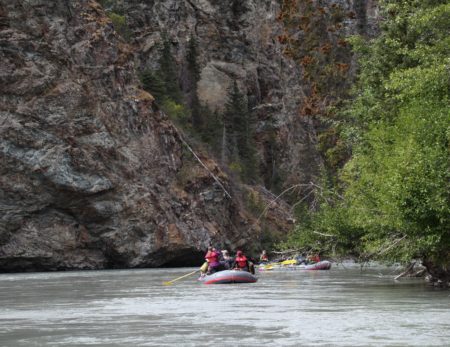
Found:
0,263 -> 449,346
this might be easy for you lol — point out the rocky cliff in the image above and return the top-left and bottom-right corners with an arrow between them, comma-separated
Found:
123,0 -> 379,191
0,0 -> 377,272
0,0 -> 290,272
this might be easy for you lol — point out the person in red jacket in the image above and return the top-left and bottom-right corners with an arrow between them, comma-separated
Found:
307,253 -> 320,264
205,247 -> 220,274
233,250 -> 249,272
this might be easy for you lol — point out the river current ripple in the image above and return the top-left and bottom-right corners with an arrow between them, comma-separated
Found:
0,263 -> 449,346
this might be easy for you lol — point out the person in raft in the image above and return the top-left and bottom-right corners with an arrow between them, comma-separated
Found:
200,246 -> 212,275
296,253 -> 307,265
307,253 -> 320,264
220,250 -> 234,270
205,246 -> 221,274
233,250 -> 249,272
259,250 -> 269,263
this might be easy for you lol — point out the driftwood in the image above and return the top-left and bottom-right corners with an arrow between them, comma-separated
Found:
312,230 -> 335,238
394,262 -> 416,280
361,235 -> 407,265
395,262 -> 427,280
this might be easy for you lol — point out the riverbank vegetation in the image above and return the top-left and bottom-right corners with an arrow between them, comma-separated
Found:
282,1 -> 449,284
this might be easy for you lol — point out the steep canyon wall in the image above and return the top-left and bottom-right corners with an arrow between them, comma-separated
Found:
0,0 -> 377,271
0,0 -> 265,271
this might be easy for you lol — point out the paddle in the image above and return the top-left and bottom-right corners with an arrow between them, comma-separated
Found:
163,269 -> 200,285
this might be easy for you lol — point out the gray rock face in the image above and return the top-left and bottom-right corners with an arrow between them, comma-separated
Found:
0,0 -> 378,272
124,0 -> 378,190
0,0 -> 267,271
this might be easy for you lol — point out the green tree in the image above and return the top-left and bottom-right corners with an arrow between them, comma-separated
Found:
141,70 -> 166,101
140,37 -> 182,104
186,35 -> 200,82
200,107 -> 223,151
99,1 -> 131,40
285,0 -> 450,282
223,81 -> 258,182
185,35 -> 203,131
107,12 -> 131,40
139,36 -> 189,125
159,37 -> 182,103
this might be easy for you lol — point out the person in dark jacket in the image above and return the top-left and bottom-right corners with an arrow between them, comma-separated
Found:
296,253 -> 307,265
220,250 -> 234,269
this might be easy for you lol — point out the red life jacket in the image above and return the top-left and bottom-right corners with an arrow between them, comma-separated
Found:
235,255 -> 248,268
205,251 -> 218,263
310,255 -> 320,263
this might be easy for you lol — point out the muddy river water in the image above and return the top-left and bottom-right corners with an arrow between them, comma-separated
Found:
1,263 -> 449,346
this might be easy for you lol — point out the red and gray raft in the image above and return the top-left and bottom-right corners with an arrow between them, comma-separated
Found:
198,270 -> 258,284
302,260 -> 332,270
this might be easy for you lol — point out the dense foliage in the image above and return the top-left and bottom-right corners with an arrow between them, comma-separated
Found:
285,1 -> 449,268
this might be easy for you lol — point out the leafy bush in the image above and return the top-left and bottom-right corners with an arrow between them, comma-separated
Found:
285,1 -> 450,267
107,12 -> 131,40
161,99 -> 191,127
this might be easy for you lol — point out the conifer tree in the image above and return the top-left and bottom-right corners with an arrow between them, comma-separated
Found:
141,70 -> 166,101
159,37 -> 182,103
186,35 -> 200,82
185,35 -> 203,131
223,80 -> 258,181
140,36 -> 182,105
201,106 -> 222,150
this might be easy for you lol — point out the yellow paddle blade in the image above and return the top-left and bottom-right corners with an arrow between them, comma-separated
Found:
281,259 -> 297,265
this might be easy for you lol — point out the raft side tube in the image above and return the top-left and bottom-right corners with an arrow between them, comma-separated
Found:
199,270 -> 258,284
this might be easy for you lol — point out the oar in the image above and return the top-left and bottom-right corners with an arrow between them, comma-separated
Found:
163,269 -> 200,285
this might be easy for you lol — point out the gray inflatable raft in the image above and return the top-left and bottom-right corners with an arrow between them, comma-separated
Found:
198,270 -> 258,284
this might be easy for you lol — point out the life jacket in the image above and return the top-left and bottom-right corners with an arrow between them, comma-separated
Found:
235,255 -> 248,268
309,255 -> 320,263
205,251 -> 219,264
